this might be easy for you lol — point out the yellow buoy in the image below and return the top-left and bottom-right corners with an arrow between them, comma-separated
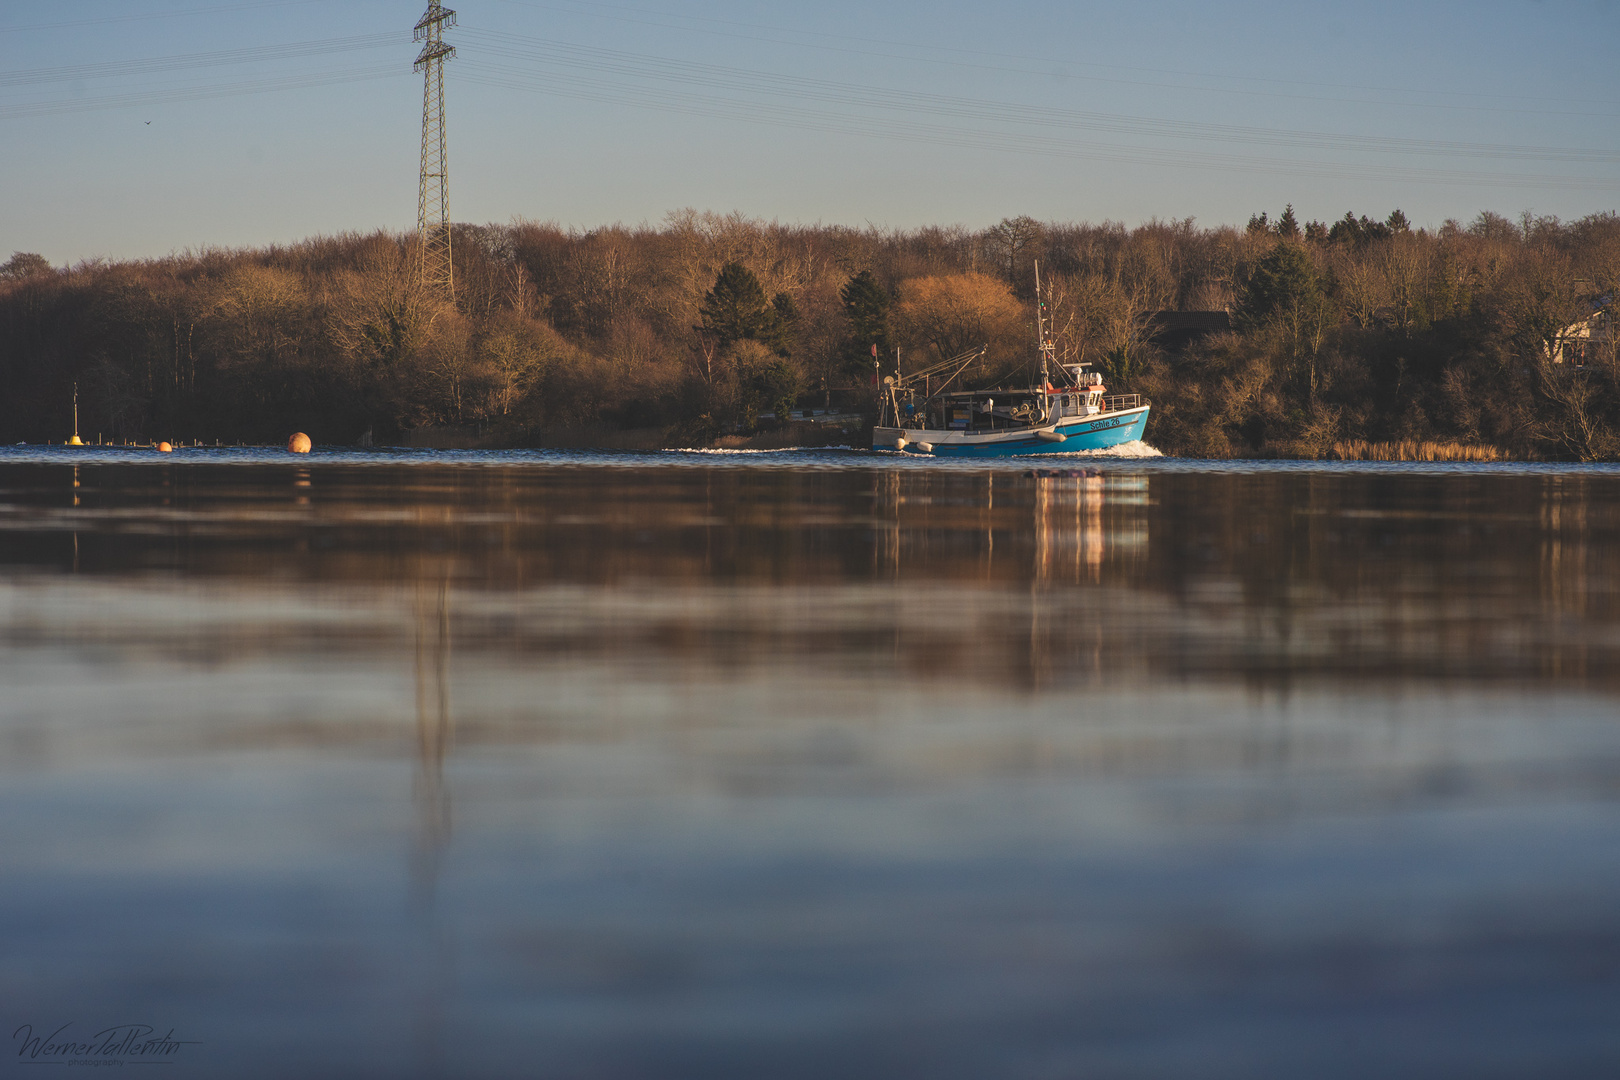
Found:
66,435 -> 83,446
287,432 -> 312,454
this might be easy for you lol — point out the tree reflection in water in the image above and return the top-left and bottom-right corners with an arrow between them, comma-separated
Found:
2,453 -> 1620,1078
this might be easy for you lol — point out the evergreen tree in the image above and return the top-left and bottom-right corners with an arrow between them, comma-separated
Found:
1237,241 -> 1331,401
1327,212 -> 1360,246
765,292 -> 800,357
1328,212 -> 1393,248
840,270 -> 891,351
1275,204 -> 1301,240
838,269 -> 892,376
1238,242 -> 1322,328
747,356 -> 803,422
698,262 -> 772,347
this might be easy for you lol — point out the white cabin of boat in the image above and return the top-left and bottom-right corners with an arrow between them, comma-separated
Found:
883,364 -> 1112,433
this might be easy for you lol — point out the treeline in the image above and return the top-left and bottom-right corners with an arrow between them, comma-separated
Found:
1,206 -> 1617,456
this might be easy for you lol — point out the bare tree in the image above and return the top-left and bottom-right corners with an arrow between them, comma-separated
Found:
893,271 -> 1025,380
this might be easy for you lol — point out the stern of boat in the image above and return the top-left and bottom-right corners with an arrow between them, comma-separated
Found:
872,426 -> 907,451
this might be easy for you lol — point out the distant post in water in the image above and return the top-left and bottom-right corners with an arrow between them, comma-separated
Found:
414,1 -> 456,301
67,382 -> 83,446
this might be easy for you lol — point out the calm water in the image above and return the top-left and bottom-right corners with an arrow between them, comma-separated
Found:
3,447 -> 1620,1078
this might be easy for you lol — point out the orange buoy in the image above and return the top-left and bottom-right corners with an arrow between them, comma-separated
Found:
157,441 -> 173,453
287,432 -> 312,454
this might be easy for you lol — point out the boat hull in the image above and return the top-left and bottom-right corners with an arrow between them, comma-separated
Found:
874,406 -> 1149,457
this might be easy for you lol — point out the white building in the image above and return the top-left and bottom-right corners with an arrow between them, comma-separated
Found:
1551,299 -> 1615,366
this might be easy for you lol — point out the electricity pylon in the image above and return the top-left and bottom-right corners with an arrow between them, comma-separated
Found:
414,1 -> 456,300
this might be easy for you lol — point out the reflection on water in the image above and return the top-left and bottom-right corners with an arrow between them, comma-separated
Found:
3,453 -> 1620,1077
412,578 -> 452,1076
413,577 -> 452,889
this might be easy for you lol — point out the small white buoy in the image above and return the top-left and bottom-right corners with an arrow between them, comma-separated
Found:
913,441 -> 934,453
1037,430 -> 1067,443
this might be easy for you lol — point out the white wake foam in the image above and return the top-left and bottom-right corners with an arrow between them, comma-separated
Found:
1050,440 -> 1164,459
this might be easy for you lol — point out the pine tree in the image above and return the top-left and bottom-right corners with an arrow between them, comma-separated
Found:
766,292 -> 800,357
698,262 -> 772,347
839,270 -> 891,351
1327,212 -> 1393,248
1238,241 -> 1331,400
838,269 -> 892,376
1238,242 -> 1321,327
1275,204 -> 1301,240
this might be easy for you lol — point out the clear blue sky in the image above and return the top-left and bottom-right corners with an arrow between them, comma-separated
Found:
4,0 -> 1617,264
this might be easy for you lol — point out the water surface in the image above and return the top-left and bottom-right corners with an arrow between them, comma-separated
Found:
3,448 -> 1619,1078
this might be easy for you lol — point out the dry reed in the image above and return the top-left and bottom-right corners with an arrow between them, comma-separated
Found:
1331,440 -> 1504,462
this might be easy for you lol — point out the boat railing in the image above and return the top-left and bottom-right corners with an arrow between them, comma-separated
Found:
1103,394 -> 1143,412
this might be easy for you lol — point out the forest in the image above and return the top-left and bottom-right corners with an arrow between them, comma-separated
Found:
2,205 -> 1617,458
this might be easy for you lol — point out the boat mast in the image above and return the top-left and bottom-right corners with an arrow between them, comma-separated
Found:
1034,261 -> 1056,419
1038,263 -> 1059,370
873,343 -> 884,424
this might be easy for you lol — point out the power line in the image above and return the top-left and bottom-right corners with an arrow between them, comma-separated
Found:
0,33 -> 406,88
488,0 -> 1620,118
451,28 -> 1620,195
0,1 -> 324,35
2,5 -> 1611,197
459,66 -> 1616,193
458,30 -> 1620,166
0,65 -> 403,122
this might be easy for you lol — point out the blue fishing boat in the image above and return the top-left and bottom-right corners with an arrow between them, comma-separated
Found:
872,266 -> 1150,457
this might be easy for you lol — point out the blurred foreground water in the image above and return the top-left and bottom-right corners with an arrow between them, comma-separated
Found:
3,448 -> 1619,1078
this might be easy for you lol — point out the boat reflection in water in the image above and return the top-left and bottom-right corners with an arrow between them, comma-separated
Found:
2,450 -> 1620,1078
